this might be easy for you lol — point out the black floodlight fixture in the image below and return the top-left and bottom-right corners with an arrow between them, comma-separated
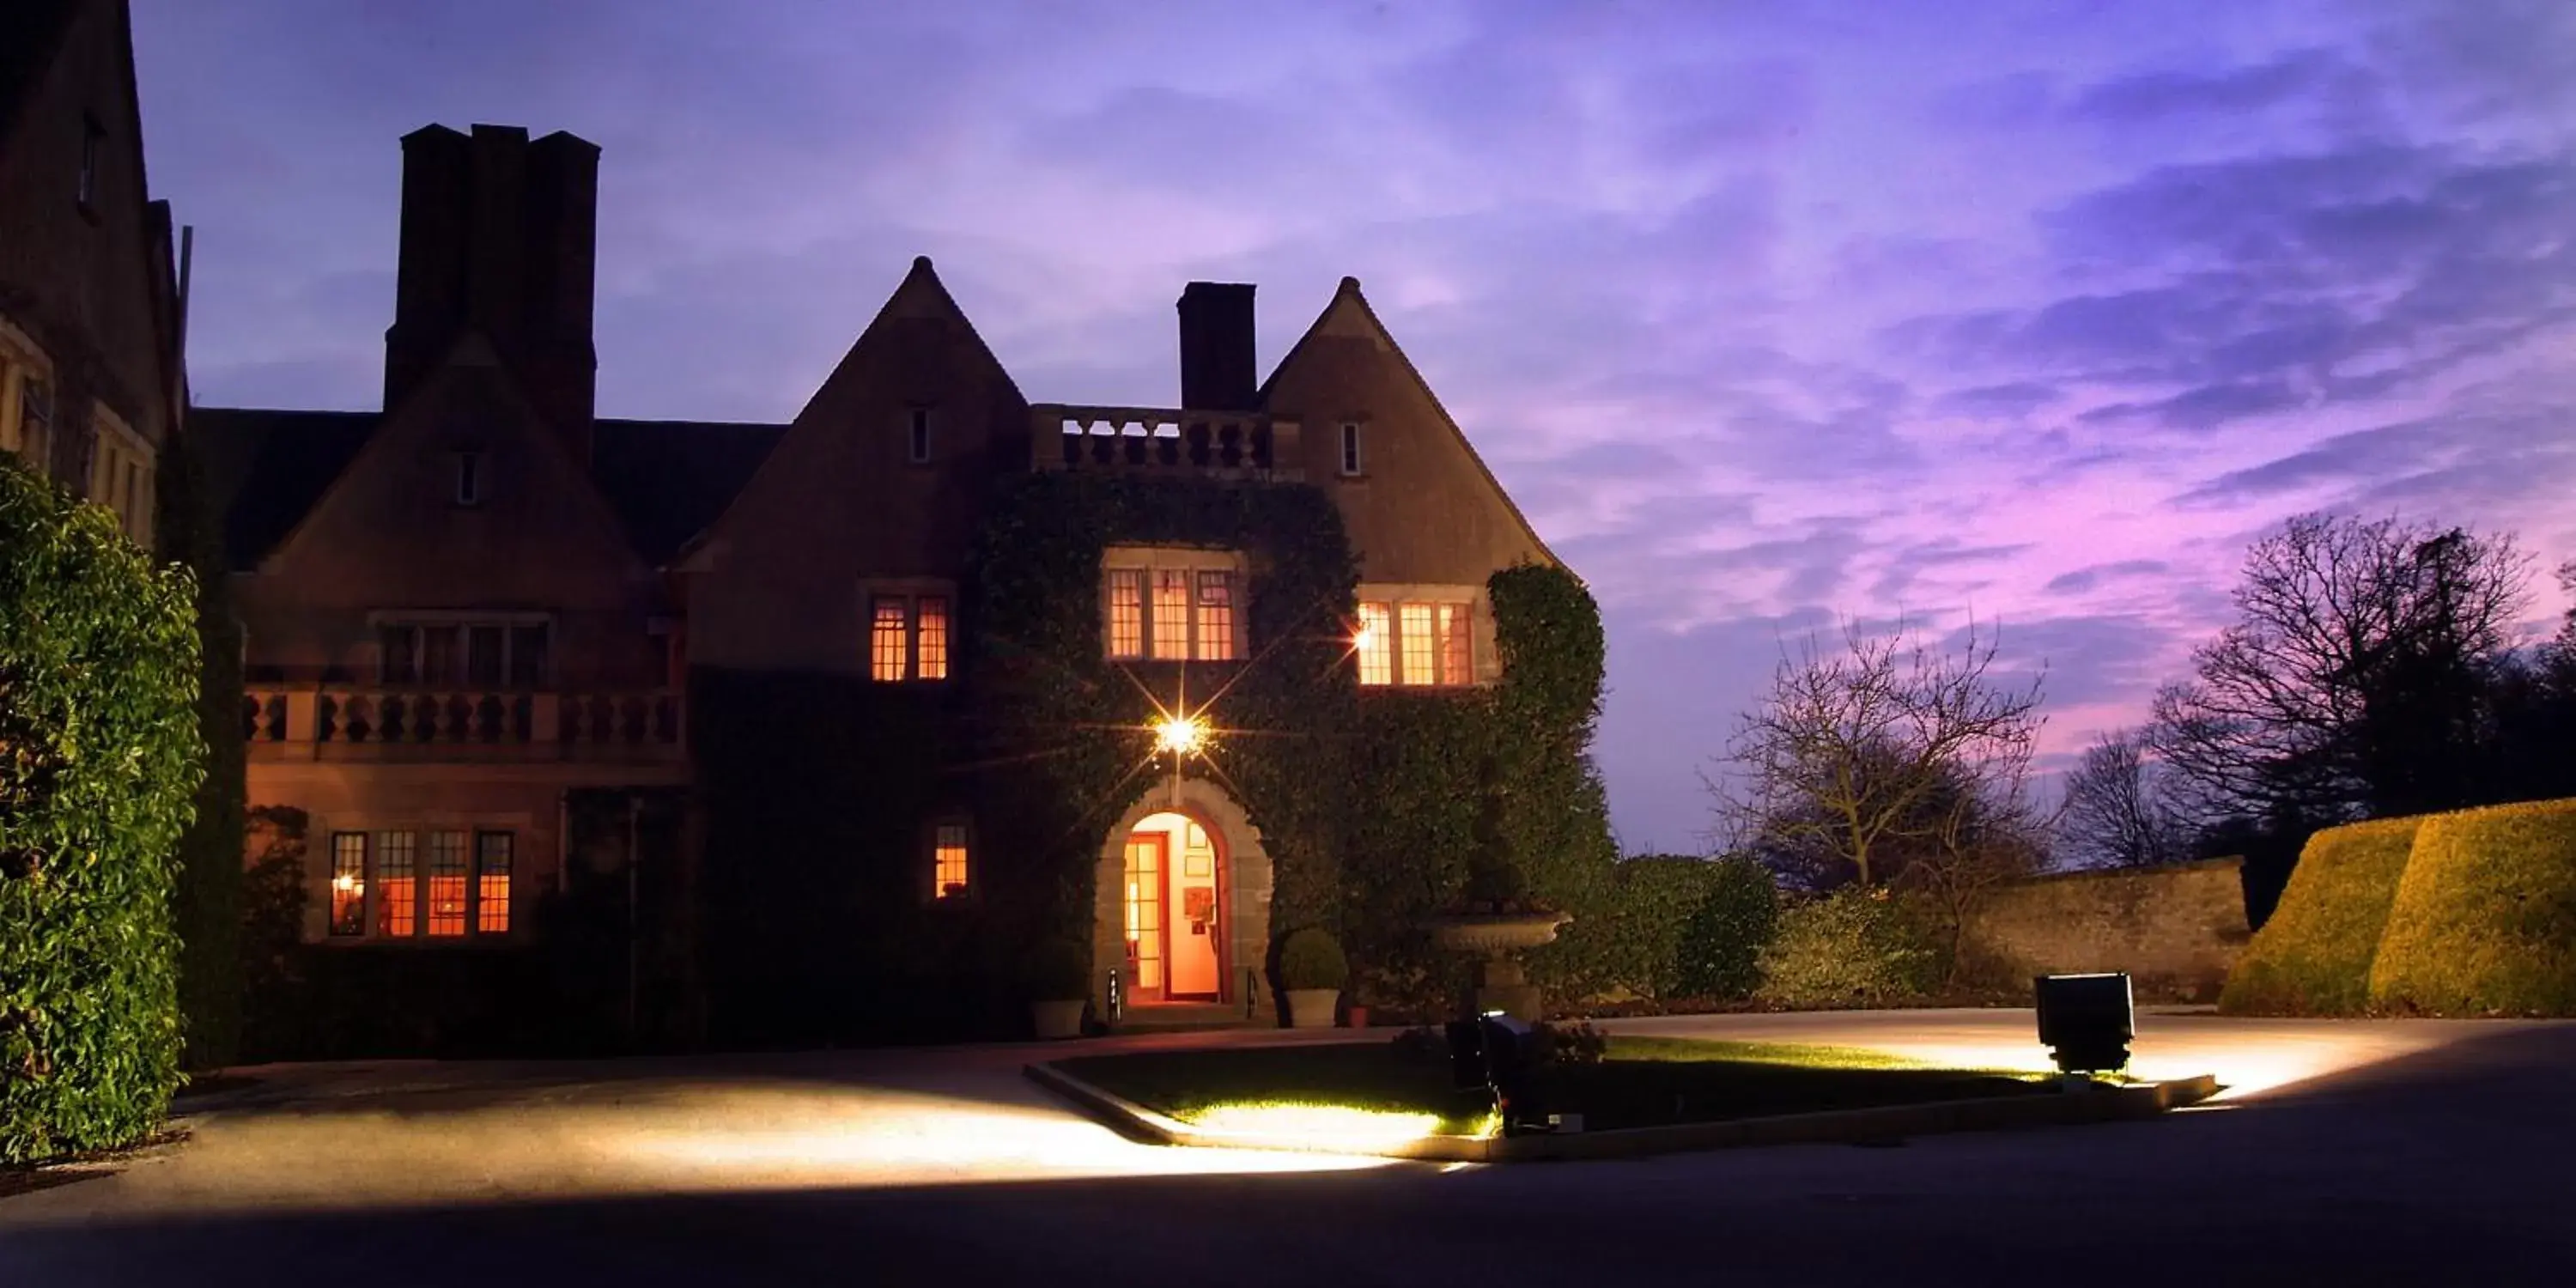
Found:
2034,972 -> 2134,1075
1445,1010 -> 1552,1134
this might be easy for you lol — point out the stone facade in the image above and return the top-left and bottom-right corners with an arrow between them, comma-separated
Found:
206,121 -> 1560,1038
1963,858 -> 2252,1002
0,0 -> 183,545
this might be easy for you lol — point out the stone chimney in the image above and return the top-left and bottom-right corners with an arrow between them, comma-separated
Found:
384,123 -> 600,460
1177,282 -> 1257,411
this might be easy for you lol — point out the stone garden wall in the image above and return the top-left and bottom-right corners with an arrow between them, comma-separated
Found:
1964,858 -> 2250,1003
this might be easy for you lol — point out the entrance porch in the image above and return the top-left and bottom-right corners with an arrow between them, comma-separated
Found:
1091,777 -> 1273,1030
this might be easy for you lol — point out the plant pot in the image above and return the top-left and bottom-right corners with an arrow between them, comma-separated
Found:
1285,988 -> 1341,1030
1344,1005 -> 1370,1030
1030,999 -> 1086,1040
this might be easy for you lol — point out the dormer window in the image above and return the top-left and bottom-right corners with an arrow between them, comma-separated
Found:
907,407 -> 933,464
1339,422 -> 1364,476
453,451 -> 484,507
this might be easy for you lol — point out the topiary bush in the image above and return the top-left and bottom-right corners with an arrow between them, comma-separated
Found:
1753,887 -> 1940,1010
2370,798 -> 2576,1016
1677,855 -> 1780,1000
2,459 -> 204,1163
1278,927 -> 1349,991
2220,816 -> 2422,1016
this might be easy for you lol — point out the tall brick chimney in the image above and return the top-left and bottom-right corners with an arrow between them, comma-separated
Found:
1177,282 -> 1257,411
384,123 -> 599,460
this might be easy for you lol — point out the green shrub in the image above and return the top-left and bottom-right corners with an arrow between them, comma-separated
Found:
1,459 -> 204,1163
2370,798 -> 2576,1016
1753,888 -> 1940,1010
2220,816 -> 2422,1016
1279,927 -> 1349,991
1677,856 -> 1779,1000
1022,939 -> 1091,1000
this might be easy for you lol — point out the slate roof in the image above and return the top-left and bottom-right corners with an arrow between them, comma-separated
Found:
193,406 -> 784,571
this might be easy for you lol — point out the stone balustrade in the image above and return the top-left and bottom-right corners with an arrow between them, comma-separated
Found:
242,686 -> 684,762
1033,404 -> 1302,479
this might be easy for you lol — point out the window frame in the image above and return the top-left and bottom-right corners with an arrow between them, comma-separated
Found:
453,450 -> 485,507
1338,421 -> 1364,477
1101,548 -> 1246,663
929,819 -> 972,902
905,406 -> 933,465
1356,588 -> 1481,689
326,826 -> 519,943
77,114 -> 104,214
371,614 -> 553,689
862,584 -> 957,683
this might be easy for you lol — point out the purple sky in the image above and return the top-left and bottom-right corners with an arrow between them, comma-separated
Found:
132,1 -> 2576,854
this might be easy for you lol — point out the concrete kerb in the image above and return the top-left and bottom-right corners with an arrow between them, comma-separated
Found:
1022,1061 -> 2222,1163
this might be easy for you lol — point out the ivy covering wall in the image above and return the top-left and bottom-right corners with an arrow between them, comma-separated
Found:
692,469 -> 1624,1037
1,458 -> 204,1163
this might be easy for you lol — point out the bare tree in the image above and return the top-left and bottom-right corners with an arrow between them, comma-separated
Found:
1903,725 -> 2051,981
1712,617 -> 2046,889
2152,513 -> 2530,823
2057,728 -> 2188,868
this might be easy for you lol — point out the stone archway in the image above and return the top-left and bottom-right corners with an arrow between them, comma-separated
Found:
1092,776 -> 1273,1021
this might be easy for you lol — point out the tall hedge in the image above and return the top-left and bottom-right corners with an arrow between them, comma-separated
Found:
2370,798 -> 2576,1016
1,458 -> 204,1163
2220,816 -> 2422,1016
158,425 -> 244,1070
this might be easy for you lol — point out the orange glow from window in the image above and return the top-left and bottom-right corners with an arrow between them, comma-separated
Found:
1107,569 -> 1144,659
917,597 -> 951,680
1356,603 -> 1391,686
870,598 -> 908,681
934,823 -> 969,898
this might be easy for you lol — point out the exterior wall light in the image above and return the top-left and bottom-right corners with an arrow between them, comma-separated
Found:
2034,972 -> 2134,1075
1154,714 -> 1206,756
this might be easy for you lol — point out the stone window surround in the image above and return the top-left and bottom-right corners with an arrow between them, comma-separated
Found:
1357,581 -> 1498,687
1101,544 -> 1246,663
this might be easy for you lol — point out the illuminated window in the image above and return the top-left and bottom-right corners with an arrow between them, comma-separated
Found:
1151,570 -> 1190,659
1399,604 -> 1435,684
426,831 -> 469,937
871,597 -> 909,681
866,592 -> 951,681
1356,602 -> 1392,686
375,831 -> 417,937
1107,555 -> 1248,662
933,823 -> 969,900
1194,572 -> 1236,661
329,833 -> 368,936
476,832 -> 513,934
1107,569 -> 1144,659
1361,596 -> 1474,688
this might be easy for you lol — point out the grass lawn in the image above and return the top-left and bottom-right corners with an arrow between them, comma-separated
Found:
1056,1036 -> 2057,1139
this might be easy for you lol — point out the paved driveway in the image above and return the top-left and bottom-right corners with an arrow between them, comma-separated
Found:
5,1011 -> 2572,1285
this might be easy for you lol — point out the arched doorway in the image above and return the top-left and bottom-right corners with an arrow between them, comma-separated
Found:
1093,777 -> 1273,1021
1121,811 -> 1226,1002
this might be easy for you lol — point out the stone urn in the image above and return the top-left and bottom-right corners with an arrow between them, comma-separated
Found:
1428,908 -> 1571,1023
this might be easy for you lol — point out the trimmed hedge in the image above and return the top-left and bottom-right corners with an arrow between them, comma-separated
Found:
1754,887 -> 1941,1010
2,459 -> 204,1163
2220,817 -> 2423,1016
2370,798 -> 2576,1016
1552,854 -> 1778,1003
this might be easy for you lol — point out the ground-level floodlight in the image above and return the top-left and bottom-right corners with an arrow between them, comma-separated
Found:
1446,1011 -> 1552,1135
2034,972 -> 2134,1075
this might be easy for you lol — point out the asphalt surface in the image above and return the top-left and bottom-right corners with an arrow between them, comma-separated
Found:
3,1011 -> 2571,1285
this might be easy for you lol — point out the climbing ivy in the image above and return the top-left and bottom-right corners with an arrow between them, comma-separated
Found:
693,468 -> 1620,1036
1,457 -> 204,1163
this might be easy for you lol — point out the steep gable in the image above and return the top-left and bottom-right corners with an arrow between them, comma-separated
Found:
252,337 -> 651,610
1259,277 -> 1560,582
683,257 -> 1029,672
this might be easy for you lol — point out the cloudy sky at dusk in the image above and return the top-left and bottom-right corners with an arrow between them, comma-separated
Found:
132,0 -> 2576,853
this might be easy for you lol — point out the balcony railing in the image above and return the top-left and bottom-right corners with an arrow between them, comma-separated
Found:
1033,404 -> 1303,479
243,686 -> 684,763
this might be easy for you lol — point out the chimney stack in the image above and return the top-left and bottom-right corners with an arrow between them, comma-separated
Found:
1177,282 -> 1257,411
384,123 -> 600,460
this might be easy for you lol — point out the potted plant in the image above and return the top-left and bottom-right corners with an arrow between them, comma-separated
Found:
1278,927 -> 1348,1030
1024,939 -> 1091,1040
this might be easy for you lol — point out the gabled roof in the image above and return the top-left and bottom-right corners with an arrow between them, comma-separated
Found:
1259,276 -> 1561,567
194,404 -> 785,572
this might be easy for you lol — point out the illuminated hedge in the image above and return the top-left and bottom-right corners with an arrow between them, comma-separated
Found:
2369,798 -> 2576,1017
1,458 -> 204,1163
2219,816 -> 2423,1016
